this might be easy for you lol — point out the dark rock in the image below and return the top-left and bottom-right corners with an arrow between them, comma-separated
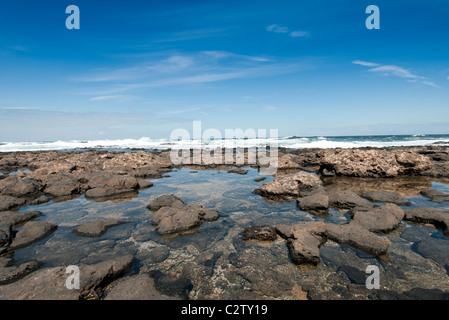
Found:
73,220 -> 126,238
403,207 -> 449,235
420,189 -> 449,203
0,260 -> 41,285
103,274 -> 179,300
243,226 -> 277,241
30,196 -> 50,206
147,194 -> 185,211
254,177 -> 266,182
227,168 -> 248,175
147,246 -> 170,263
413,238 -> 449,266
9,221 -> 57,250
337,265 -> 366,285
361,190 -> 411,206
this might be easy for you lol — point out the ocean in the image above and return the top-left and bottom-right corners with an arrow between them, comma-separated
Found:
1,134 -> 449,152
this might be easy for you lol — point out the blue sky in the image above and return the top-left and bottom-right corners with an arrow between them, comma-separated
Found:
1,0 -> 449,141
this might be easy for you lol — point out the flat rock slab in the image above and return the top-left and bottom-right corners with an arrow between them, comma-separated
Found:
103,274 -> 179,300
0,254 -> 134,300
324,222 -> 391,256
73,220 -> 126,237
9,221 -> 57,250
361,190 -> 411,206
243,226 -> 277,241
0,211 -> 42,227
351,203 -> 405,233
420,189 -> 449,203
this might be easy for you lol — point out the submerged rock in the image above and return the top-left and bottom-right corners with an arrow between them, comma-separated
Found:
9,221 -> 57,250
403,207 -> 449,235
243,226 -> 277,241
73,220 -> 126,238
420,189 -> 449,203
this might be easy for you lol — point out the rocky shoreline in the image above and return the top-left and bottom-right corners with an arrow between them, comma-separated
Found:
0,146 -> 449,300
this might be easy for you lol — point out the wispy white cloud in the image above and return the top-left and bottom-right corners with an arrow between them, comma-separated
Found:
289,31 -> 309,38
352,60 -> 438,87
266,24 -> 289,34
74,51 -> 308,99
267,25 -> 309,38
5,45 -> 30,52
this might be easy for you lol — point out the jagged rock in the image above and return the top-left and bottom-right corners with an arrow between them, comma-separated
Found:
319,149 -> 432,177
73,220 -> 126,237
147,194 -> 185,211
0,254 -> 134,300
361,190 -> 411,206
350,203 -> 405,233
327,190 -> 373,210
254,171 -> 324,198
243,226 -> 277,241
403,207 -> 449,235
9,221 -> 57,250
420,189 -> 449,203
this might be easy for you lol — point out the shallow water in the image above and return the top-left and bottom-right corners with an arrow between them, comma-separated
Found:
10,168 -> 449,299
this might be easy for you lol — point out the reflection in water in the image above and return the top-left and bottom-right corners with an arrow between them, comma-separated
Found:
11,168 -> 449,299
